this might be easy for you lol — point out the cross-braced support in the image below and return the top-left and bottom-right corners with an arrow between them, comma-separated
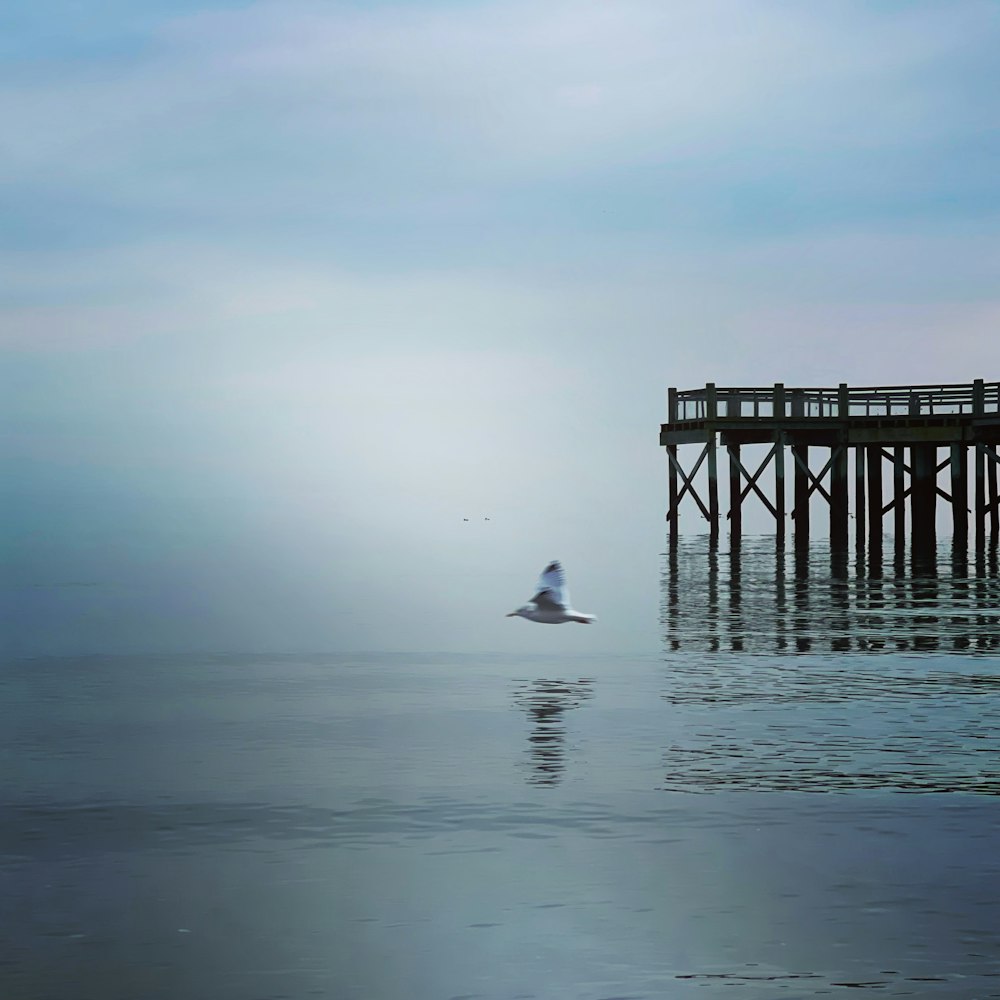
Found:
670,441 -> 994,550
724,439 -> 786,547
665,443 -> 713,534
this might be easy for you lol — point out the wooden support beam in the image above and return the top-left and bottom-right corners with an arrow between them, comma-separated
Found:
951,443 -> 968,548
974,382 -> 985,553
667,444 -> 679,544
728,443 -> 741,540
707,384 -> 719,542
792,442 -> 809,548
830,444 -> 849,550
911,444 -> 937,558
774,384 -> 786,550
893,446 -> 906,541
976,442 -> 986,553
867,445 -> 882,545
990,446 -> 999,541
707,439 -> 719,541
855,445 -> 865,551
775,433 -> 786,548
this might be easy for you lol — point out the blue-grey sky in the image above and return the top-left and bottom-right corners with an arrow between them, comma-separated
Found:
3,0 -> 999,656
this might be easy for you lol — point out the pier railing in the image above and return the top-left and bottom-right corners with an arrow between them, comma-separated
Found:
668,381 -> 1000,423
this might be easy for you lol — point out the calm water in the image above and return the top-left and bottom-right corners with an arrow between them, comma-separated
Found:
3,538 -> 1000,999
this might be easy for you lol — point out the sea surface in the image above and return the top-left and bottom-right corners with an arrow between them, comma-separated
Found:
4,537 -> 1000,999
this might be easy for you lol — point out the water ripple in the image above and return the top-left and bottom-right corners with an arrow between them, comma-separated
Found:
662,535 -> 1000,655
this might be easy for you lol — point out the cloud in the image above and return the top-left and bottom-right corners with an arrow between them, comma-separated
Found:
2,0 -> 995,230
161,0 -> 986,160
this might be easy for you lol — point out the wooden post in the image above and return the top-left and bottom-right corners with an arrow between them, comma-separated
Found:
830,444 -> 849,551
893,446 -> 906,541
789,389 -> 806,547
951,443 -> 968,550
728,442 -> 742,541
867,445 -> 882,547
975,443 -> 986,553
666,387 -> 679,545
990,446 -> 999,542
774,434 -> 786,548
867,445 -> 882,579
829,384 -> 850,550
706,383 -> 719,542
667,444 -> 679,545
855,443 -> 865,552
790,389 -> 804,418
974,380 -> 985,553
774,383 -> 786,549
911,444 -> 937,560
792,442 -> 809,548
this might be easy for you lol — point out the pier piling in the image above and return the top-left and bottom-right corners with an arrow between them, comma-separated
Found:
792,442 -> 809,548
951,443 -> 968,547
866,446 -> 882,546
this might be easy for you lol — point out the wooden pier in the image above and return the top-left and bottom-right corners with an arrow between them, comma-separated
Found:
661,381 -> 1000,555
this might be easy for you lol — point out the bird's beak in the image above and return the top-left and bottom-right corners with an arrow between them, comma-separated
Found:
505,612 -> 517,617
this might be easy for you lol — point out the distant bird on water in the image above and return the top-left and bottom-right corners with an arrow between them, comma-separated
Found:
506,560 -> 596,625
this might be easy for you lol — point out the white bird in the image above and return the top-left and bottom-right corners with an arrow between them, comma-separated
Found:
506,560 -> 597,625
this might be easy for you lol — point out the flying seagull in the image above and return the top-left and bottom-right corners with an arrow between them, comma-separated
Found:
506,560 -> 596,625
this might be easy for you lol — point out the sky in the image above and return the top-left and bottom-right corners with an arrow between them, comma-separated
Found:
3,0 -> 999,657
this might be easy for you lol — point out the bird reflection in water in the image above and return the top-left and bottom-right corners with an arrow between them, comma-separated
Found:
512,679 -> 594,785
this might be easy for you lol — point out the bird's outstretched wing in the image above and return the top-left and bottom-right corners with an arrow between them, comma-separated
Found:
531,560 -> 569,611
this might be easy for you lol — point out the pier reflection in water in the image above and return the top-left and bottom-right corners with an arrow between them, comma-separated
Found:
512,678 -> 593,785
662,535 -> 1000,654
659,535 -> 1000,795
